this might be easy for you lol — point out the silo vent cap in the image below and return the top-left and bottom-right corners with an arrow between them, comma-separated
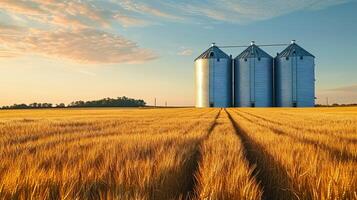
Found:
251,41 -> 255,45
291,40 -> 296,44
211,42 -> 216,47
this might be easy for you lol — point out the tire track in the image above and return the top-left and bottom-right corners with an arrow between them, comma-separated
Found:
182,108 -> 222,200
225,109 -> 299,200
239,110 -> 357,144
235,110 -> 357,162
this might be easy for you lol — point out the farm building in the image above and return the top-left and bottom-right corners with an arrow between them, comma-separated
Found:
275,40 -> 315,107
194,41 -> 315,108
234,41 -> 273,107
194,43 -> 232,108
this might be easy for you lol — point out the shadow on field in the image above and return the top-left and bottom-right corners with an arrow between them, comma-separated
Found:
234,111 -> 357,163
225,109 -> 299,200
240,110 -> 357,145
181,108 -> 222,200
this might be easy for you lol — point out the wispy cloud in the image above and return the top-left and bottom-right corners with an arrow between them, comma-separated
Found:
0,0 -> 43,15
117,0 -> 183,20
0,25 -> 157,64
0,0 -> 104,28
0,0 -> 159,64
1,0 -> 351,26
168,0 -> 353,23
113,14 -> 151,27
0,0 -> 352,63
178,48 -> 193,56
110,0 -> 353,23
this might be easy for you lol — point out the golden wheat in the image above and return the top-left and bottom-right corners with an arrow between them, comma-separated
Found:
0,107 -> 356,200
195,109 -> 262,200
0,108 -> 217,199
227,107 -> 357,200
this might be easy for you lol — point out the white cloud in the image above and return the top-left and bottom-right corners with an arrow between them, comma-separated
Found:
1,0 -> 352,26
0,25 -> 157,64
0,1 -> 158,64
178,48 -> 193,56
113,14 -> 151,27
0,0 -> 352,63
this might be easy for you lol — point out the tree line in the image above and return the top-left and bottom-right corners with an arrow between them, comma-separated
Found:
1,96 -> 146,109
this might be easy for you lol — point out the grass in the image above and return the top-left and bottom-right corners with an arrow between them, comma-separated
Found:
0,107 -> 356,200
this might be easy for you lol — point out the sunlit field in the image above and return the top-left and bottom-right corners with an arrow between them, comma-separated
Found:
0,107 -> 356,200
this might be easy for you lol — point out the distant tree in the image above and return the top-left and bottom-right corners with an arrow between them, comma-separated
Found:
1,97 -> 146,109
56,103 -> 66,108
29,103 -> 38,108
68,96 -> 146,108
12,104 -> 28,109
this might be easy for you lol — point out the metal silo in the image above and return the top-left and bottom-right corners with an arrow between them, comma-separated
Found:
234,41 -> 273,107
195,43 -> 232,108
275,40 -> 315,107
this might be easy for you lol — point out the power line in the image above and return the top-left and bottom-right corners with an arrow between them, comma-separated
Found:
218,43 -> 289,48
219,45 -> 249,48
257,43 -> 290,47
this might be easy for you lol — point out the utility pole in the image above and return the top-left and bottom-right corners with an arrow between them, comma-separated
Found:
154,98 -> 157,107
165,101 -> 167,107
326,97 -> 329,106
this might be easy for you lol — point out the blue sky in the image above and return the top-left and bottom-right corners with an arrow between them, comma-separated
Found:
0,0 -> 356,106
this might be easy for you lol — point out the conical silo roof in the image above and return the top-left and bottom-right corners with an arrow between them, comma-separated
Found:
195,44 -> 230,61
235,44 -> 272,59
277,41 -> 315,58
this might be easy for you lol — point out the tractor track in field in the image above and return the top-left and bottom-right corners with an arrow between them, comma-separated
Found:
235,110 -> 357,163
239,110 -> 357,145
183,108 -> 222,200
225,109 -> 299,200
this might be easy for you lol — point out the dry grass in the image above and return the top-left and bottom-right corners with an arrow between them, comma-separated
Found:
0,107 -> 356,200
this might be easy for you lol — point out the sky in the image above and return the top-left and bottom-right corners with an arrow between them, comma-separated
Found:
0,0 -> 357,106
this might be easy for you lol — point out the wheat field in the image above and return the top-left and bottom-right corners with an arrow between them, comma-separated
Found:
0,107 -> 356,200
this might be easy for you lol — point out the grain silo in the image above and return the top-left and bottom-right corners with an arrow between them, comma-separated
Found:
195,43 -> 232,108
234,42 -> 273,107
275,40 -> 315,107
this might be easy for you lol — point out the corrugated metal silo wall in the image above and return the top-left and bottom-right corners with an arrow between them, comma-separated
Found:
255,57 -> 273,107
275,56 -> 315,107
234,58 -> 249,107
195,59 -> 210,107
235,58 -> 273,107
195,58 -> 232,107
275,57 -> 293,107
211,58 -> 232,107
296,56 -> 315,107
